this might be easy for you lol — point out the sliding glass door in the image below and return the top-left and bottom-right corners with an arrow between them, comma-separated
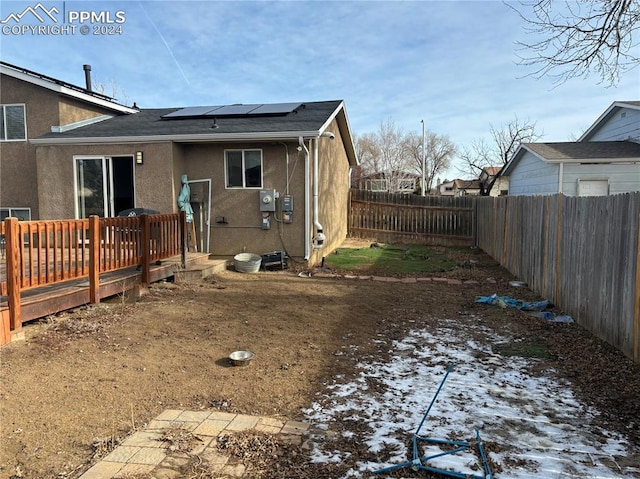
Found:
75,156 -> 134,218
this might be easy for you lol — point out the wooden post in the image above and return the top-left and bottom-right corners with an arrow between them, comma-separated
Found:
180,210 -> 187,269
634,212 -> 640,363
141,214 -> 151,286
89,215 -> 100,303
555,195 -> 563,307
5,217 -> 22,331
502,197 -> 509,266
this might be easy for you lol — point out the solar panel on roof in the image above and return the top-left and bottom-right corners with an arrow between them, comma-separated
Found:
161,102 -> 302,119
212,104 -> 262,115
249,102 -> 301,115
162,106 -> 222,118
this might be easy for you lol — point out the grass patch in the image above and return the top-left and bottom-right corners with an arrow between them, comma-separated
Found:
325,243 -> 456,275
493,342 -> 551,359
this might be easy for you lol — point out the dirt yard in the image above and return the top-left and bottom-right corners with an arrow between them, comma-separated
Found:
0,243 -> 639,478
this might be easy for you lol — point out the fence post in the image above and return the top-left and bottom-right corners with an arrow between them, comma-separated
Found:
5,217 -> 22,331
555,195 -> 563,306
634,212 -> 640,363
180,211 -> 187,268
89,215 -> 100,304
141,214 -> 151,286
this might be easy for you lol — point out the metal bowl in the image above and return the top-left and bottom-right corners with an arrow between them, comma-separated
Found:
509,280 -> 528,287
229,350 -> 254,367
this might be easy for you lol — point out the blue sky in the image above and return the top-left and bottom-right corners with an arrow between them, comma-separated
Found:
1,0 -> 639,179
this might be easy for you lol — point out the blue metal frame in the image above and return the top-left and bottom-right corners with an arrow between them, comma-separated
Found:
373,362 -> 493,479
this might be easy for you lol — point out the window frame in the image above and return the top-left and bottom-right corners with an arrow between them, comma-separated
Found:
368,179 -> 388,191
398,179 -> 416,192
224,149 -> 263,189
0,104 -> 27,142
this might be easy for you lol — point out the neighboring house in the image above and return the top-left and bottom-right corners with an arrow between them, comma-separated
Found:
1,62 -> 358,266
502,101 -> 640,196
439,180 -> 455,196
0,61 -> 137,220
438,179 -> 480,196
479,166 -> 509,196
353,171 -> 419,194
453,179 -> 481,196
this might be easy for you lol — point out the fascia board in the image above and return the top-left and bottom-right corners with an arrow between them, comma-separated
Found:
318,101 -> 359,165
30,130 -> 321,145
544,156 -> 640,164
1,65 -> 137,114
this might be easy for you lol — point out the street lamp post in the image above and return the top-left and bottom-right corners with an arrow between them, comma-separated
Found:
421,119 -> 426,196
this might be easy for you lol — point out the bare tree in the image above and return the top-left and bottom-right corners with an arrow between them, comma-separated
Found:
355,120 -> 416,193
92,78 -> 131,106
512,0 -> 640,85
459,116 -> 542,194
404,131 -> 456,194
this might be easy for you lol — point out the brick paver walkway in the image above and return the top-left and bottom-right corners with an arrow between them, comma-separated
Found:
79,409 -> 310,479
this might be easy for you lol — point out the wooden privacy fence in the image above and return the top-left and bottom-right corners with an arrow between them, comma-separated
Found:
476,193 -> 640,362
348,189 -> 475,247
1,212 -> 187,337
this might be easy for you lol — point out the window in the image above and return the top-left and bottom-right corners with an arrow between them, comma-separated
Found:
398,179 -> 416,191
368,179 -> 388,191
225,150 -> 262,188
0,104 -> 26,141
0,207 -> 31,221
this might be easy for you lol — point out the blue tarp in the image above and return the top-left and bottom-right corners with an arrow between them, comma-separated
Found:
475,294 -> 574,323
475,294 -> 550,311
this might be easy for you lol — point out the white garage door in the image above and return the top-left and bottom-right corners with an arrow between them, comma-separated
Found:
577,179 -> 609,196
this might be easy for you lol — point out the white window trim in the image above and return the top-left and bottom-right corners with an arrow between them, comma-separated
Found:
368,179 -> 388,191
1,103 -> 27,142
224,149 -> 263,189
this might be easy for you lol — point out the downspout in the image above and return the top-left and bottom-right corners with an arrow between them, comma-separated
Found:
299,137 -> 311,259
312,137 -> 325,249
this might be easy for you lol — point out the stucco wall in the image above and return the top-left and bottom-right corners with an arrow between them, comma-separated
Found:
178,141 -> 307,259
308,119 -> 351,266
0,73 -> 127,219
35,142 -> 175,219
0,75 -> 60,218
58,97 -> 115,126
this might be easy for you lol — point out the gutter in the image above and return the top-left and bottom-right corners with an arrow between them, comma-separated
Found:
30,130 -> 322,145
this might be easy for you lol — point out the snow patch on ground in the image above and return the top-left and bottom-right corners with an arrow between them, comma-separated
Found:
304,322 -> 639,478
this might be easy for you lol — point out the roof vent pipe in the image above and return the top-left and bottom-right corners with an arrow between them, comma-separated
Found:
83,64 -> 92,91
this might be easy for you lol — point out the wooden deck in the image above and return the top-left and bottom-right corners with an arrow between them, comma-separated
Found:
0,213 -> 199,345
0,252 -> 217,340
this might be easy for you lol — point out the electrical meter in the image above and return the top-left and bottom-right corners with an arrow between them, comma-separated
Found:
259,189 -> 277,212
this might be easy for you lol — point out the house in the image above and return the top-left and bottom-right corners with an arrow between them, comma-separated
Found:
479,166 -> 508,196
439,180 -> 455,196
453,179 -> 481,196
352,170 -> 419,194
438,179 -> 480,196
1,62 -> 358,266
0,61 -> 137,221
501,101 -> 640,196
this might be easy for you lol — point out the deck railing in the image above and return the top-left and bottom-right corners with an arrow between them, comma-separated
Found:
1,213 -> 187,338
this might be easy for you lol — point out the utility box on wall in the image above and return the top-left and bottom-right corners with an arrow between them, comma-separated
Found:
259,189 -> 277,212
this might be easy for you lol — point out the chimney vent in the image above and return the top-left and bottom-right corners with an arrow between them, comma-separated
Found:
83,64 -> 92,91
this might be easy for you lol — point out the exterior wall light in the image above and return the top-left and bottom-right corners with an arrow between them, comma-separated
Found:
135,151 -> 143,164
